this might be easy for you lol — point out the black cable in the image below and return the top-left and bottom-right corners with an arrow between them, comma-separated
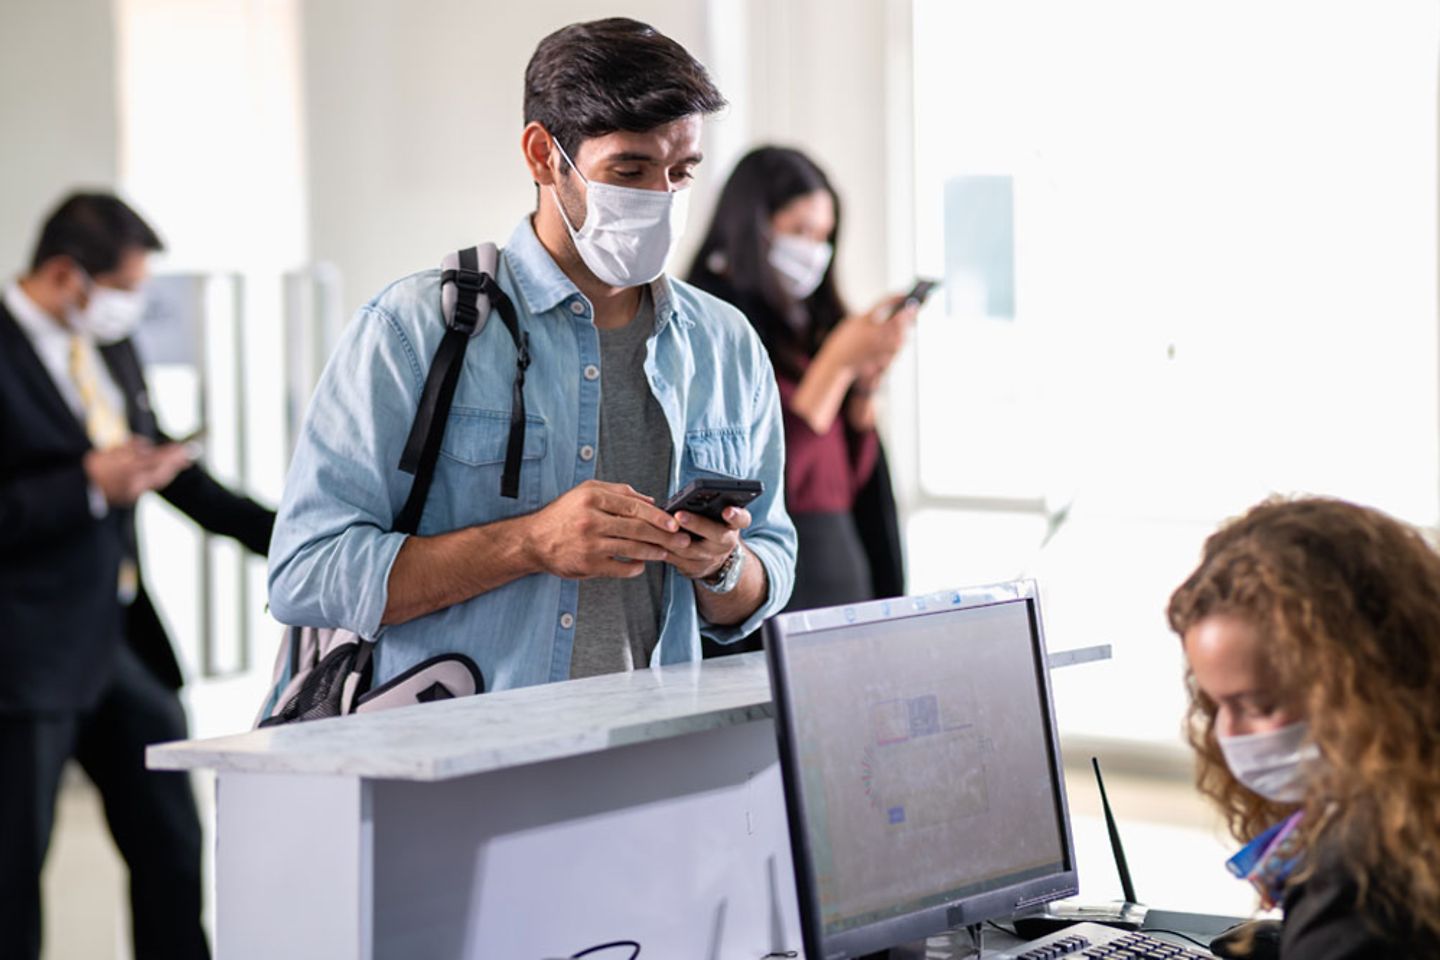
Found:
987,920 -> 1019,938
572,941 -> 641,960
760,952 -> 799,958
1144,927 -> 1214,949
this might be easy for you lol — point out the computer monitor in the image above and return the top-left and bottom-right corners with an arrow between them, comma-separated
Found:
765,581 -> 1078,959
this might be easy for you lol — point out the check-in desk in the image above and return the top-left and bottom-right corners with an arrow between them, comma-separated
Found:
148,652 -> 806,959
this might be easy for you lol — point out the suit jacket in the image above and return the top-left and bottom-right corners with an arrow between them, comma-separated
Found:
0,302 -> 274,714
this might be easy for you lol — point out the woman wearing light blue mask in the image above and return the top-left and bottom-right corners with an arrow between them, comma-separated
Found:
1168,497 -> 1440,958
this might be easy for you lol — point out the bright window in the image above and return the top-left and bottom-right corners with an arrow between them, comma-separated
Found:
905,0 -> 1439,744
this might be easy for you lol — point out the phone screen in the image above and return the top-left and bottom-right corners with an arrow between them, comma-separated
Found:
904,278 -> 939,306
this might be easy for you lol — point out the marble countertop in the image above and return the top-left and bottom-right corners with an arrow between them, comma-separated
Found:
147,651 -> 776,782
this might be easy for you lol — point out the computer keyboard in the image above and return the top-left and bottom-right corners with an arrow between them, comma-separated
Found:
991,920 -> 1216,959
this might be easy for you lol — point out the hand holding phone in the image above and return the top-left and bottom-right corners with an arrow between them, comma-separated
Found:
663,478 -> 763,524
903,278 -> 939,307
663,479 -> 760,582
175,427 -> 206,459
882,277 -> 939,321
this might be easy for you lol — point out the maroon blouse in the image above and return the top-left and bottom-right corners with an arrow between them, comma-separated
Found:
777,366 -> 879,514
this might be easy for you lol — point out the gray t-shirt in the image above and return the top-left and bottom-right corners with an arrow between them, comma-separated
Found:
570,292 -> 675,679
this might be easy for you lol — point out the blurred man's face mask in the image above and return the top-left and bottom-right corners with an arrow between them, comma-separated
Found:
549,136 -> 690,288
70,269 -> 146,345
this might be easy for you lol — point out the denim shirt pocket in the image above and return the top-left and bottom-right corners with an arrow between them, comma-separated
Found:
435,406 -> 549,521
681,428 -> 751,483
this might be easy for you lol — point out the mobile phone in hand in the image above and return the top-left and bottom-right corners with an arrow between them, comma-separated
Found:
175,427 -> 206,459
884,278 -> 940,321
663,478 -> 764,524
901,278 -> 939,309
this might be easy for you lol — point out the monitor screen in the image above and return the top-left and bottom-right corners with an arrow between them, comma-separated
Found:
766,583 -> 1078,959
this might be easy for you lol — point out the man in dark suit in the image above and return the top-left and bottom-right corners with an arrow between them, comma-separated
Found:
0,192 -> 275,960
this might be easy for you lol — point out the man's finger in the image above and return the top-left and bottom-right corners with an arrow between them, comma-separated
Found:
588,557 -> 648,580
585,480 -> 654,503
599,491 -> 682,532
674,510 -> 734,542
594,537 -> 672,564
602,518 -> 691,553
721,507 -> 752,530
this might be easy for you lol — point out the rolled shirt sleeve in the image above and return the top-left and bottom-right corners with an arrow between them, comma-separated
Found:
699,340 -> 797,644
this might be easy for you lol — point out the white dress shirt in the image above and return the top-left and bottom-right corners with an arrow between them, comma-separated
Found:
4,280 -> 127,421
5,280 -> 124,517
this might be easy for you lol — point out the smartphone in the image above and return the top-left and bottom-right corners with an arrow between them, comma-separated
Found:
882,277 -> 941,321
663,478 -> 764,524
900,277 -> 940,309
175,427 -> 206,459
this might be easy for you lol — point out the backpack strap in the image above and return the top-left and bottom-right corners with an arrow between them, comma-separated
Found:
394,245 -> 530,535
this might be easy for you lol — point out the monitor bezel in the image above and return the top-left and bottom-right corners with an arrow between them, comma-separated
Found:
764,580 -> 1080,960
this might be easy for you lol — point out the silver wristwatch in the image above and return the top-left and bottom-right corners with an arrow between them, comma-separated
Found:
698,546 -> 746,594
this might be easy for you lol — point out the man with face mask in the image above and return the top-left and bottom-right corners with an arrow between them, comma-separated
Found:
0,192 -> 275,960
268,19 -> 796,700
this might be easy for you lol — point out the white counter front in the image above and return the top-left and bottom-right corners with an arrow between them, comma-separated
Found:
149,653 -> 805,960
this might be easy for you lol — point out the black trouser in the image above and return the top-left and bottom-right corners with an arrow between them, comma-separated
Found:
0,643 -> 210,960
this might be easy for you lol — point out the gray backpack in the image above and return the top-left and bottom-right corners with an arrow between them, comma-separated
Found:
257,244 -> 532,726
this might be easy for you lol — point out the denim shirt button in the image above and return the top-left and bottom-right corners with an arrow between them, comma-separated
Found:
569,300 -> 586,316
560,612 -> 575,630
579,444 -> 595,462
583,364 -> 600,381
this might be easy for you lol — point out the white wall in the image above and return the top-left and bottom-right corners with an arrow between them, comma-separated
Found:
299,0 -> 903,318
725,0 -> 899,311
0,0 -> 119,275
301,0 -> 716,314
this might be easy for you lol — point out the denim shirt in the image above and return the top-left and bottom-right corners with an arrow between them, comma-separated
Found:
268,218 -> 797,693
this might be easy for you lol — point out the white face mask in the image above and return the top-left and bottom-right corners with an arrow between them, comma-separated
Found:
768,232 -> 833,300
1218,720 -> 1320,803
550,138 -> 689,288
72,283 -> 146,345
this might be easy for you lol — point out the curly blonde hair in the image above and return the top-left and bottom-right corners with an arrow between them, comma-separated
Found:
1167,497 -> 1440,938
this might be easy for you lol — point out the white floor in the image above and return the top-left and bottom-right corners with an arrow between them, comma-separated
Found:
38,761 -> 1264,959
41,766 -> 215,960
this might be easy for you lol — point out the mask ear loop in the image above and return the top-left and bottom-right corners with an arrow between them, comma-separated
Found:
547,134 -> 590,239
550,135 -> 588,185
68,259 -> 97,311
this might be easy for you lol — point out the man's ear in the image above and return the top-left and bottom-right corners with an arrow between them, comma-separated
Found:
521,122 -> 560,187
36,255 -> 86,294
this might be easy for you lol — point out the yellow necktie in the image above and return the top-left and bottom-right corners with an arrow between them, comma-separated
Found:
68,335 -> 138,603
68,335 -> 129,450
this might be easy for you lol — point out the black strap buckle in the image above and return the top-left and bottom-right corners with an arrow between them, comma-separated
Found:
444,266 -> 485,335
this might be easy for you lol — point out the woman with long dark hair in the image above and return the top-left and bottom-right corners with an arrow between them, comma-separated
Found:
1168,497 -> 1440,957
688,147 -> 915,644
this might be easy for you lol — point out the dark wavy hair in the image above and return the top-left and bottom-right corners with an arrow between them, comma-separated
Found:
1168,496 -> 1440,939
686,146 -> 847,379
524,18 -> 725,161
